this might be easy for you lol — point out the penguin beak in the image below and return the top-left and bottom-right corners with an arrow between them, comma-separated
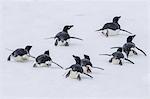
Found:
132,35 -> 136,38
118,16 -> 121,18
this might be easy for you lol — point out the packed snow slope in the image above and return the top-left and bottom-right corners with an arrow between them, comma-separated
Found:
0,1 -> 150,99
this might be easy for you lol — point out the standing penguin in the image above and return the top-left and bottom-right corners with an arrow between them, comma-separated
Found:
7,45 -> 32,62
33,50 -> 63,69
96,16 -> 132,37
100,48 -> 134,65
81,54 -> 104,73
46,25 -> 83,46
111,35 -> 147,57
65,55 -> 93,80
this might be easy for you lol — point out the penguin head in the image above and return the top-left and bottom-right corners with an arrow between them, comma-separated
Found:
63,25 -> 74,32
84,54 -> 90,60
117,48 -> 122,52
44,50 -> 49,56
113,16 -> 121,23
25,45 -> 32,53
72,55 -> 81,65
127,35 -> 136,42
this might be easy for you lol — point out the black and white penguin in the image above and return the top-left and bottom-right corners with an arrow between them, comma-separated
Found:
96,16 -> 132,37
33,50 -> 63,69
7,45 -> 32,62
47,25 -> 83,46
111,35 -> 147,57
65,55 -> 93,80
100,48 -> 134,65
81,54 -> 104,73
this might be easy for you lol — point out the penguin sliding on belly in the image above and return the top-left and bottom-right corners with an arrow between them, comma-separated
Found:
7,45 -> 32,62
99,48 -> 134,65
46,25 -> 83,46
96,16 -> 132,37
65,55 -> 93,80
81,54 -> 104,73
111,35 -> 147,57
33,50 -> 63,69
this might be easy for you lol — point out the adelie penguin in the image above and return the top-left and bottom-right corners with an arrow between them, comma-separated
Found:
33,50 -> 63,69
65,55 -> 93,80
46,25 -> 83,46
81,54 -> 104,73
96,16 -> 132,37
111,35 -> 147,57
99,48 -> 134,65
7,45 -> 32,62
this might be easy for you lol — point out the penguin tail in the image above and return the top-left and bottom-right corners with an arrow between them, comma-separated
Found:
99,54 -> 112,56
70,37 -> 83,40
135,46 -> 147,56
119,29 -> 132,34
51,61 -> 64,69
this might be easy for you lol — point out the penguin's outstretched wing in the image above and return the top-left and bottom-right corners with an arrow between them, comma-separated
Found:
135,46 -> 147,56
119,29 -> 132,34
51,61 -> 64,69
124,58 -> 134,64
83,73 -> 93,78
70,37 -> 83,40
99,54 -> 112,56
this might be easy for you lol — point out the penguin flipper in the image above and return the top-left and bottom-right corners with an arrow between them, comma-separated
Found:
99,54 -> 112,56
51,61 -> 63,69
70,37 -> 83,40
124,58 -> 134,64
83,73 -> 93,78
119,29 -> 132,34
92,66 -> 104,70
135,46 -> 147,56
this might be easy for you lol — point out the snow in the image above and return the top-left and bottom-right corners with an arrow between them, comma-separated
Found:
0,0 -> 150,99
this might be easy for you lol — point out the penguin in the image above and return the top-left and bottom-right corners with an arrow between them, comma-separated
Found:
46,25 -> 83,46
33,50 -> 63,69
111,35 -> 147,57
81,54 -> 104,73
96,16 -> 132,37
7,45 -> 32,62
99,48 -> 134,65
65,55 -> 93,80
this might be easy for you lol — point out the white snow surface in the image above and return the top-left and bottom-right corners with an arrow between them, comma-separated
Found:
0,0 -> 150,99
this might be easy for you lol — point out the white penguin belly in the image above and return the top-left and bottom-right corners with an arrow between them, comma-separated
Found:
58,40 -> 70,46
14,55 -> 29,62
129,48 -> 136,56
82,65 -> 92,73
112,59 -> 120,64
103,29 -> 120,36
36,61 -> 52,67
69,71 -> 80,79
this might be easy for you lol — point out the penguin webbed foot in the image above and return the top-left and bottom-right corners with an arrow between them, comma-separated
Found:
54,39 -> 58,46
119,60 -> 123,66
